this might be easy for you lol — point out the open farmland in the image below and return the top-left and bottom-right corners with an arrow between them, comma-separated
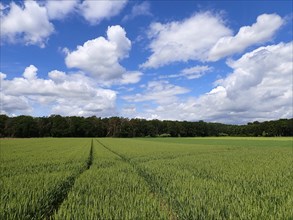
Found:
1,137 -> 292,219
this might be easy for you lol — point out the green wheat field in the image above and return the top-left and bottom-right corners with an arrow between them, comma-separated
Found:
1,137 -> 292,219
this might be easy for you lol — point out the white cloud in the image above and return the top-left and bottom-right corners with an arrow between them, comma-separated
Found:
65,25 -> 130,80
1,94 -> 32,115
195,43 -> 292,123
80,0 -> 127,24
45,0 -> 127,24
0,0 -> 128,47
0,72 -> 6,80
48,70 -> 67,83
65,25 -> 141,85
0,2 -> 8,13
23,65 -> 38,80
133,42 -> 292,124
123,1 -> 152,21
209,14 -> 284,61
159,65 -> 212,80
121,105 -> 137,117
45,0 -> 78,20
123,80 -> 190,105
141,12 -> 232,68
220,42 -> 292,100
1,66 -> 117,117
0,1 -> 54,47
181,65 -> 212,79
120,71 -> 143,84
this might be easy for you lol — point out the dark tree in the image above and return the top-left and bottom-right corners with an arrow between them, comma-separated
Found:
1,115 -> 292,138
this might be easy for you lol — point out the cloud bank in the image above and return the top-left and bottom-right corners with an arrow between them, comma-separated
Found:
132,42 -> 292,123
1,66 -> 116,117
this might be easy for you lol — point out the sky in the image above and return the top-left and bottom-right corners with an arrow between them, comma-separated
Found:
0,0 -> 292,124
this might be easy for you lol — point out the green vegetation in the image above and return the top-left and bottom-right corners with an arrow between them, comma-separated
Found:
53,140 -> 169,219
0,138 -> 90,219
100,138 -> 293,219
1,137 -> 292,219
1,114 -> 292,138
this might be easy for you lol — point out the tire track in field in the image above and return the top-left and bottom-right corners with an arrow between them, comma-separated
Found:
42,139 -> 94,220
96,139 -> 178,220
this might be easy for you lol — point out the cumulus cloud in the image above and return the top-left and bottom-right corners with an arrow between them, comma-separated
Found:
65,25 -> 141,85
194,42 -> 292,123
0,1 -> 54,47
64,25 -> 130,78
123,80 -> 190,105
45,0 -> 78,20
1,94 -> 32,115
1,66 -> 117,117
141,12 -> 231,68
141,12 -> 285,68
80,0 -> 127,24
132,42 -> 292,124
0,1 -> 128,47
23,65 -> 38,80
208,14 -> 284,61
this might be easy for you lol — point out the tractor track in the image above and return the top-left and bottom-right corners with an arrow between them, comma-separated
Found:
96,139 -> 178,220
40,139 -> 94,220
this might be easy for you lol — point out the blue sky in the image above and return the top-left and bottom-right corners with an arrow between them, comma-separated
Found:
1,0 -> 292,124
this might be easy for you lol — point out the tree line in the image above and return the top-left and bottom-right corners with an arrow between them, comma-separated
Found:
0,115 -> 292,138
